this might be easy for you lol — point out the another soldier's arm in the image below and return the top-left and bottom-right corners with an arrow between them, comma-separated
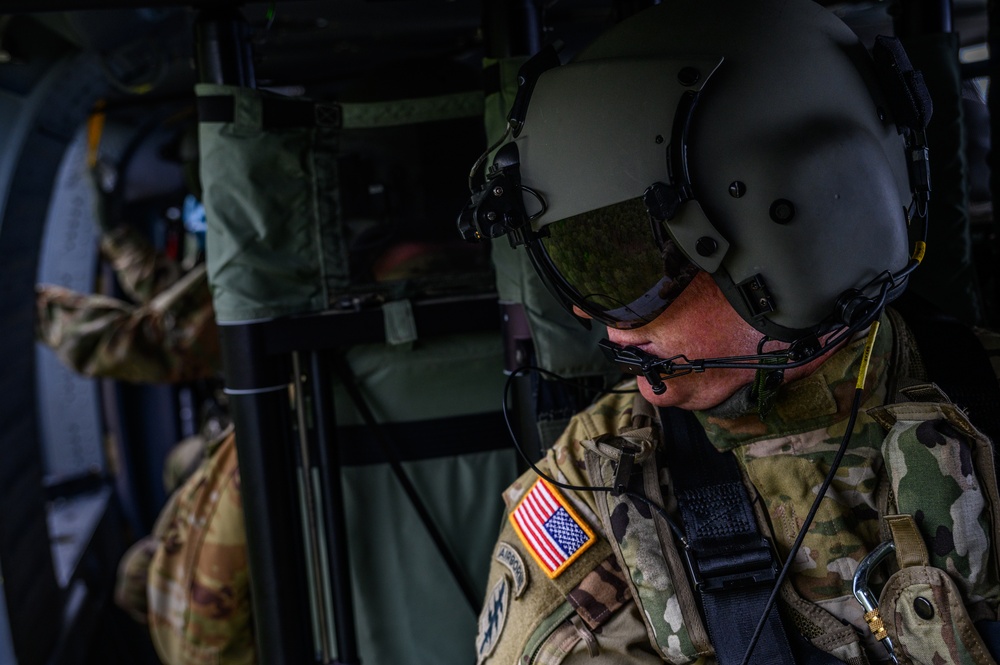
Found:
101,225 -> 182,303
36,264 -> 220,383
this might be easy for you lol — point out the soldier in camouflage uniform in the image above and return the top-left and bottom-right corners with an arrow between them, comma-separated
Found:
465,1 -> 1000,663
142,424 -> 254,665
36,223 -> 220,384
36,217 -> 231,658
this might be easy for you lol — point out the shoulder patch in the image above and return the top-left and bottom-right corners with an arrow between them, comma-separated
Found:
495,541 -> 529,598
509,478 -> 596,579
475,576 -> 509,664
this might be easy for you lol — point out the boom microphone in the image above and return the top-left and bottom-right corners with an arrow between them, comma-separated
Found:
598,339 -> 671,394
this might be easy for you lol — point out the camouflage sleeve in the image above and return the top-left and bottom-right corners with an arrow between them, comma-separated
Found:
475,390 -> 668,665
477,491 -> 661,665
101,225 -> 182,303
36,264 -> 221,383
148,431 -> 255,665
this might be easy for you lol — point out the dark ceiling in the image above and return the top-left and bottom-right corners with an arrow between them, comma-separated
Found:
0,1 -> 990,107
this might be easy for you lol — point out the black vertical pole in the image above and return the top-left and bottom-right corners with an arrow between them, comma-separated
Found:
481,0 -> 544,466
194,10 -> 312,665
308,351 -> 360,664
482,0 -> 542,59
220,326 -> 309,665
195,8 -> 256,90
989,0 -> 1000,324
894,0 -> 953,34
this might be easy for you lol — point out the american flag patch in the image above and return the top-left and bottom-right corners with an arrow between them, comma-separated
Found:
509,478 -> 595,579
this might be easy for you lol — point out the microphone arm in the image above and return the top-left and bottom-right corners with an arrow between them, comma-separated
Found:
596,336 -> 831,395
597,339 -> 702,395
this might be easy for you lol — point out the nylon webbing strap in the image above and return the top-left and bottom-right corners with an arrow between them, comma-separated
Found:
197,90 -> 484,130
659,407 -> 795,665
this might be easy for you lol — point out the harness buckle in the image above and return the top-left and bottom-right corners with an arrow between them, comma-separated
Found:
684,542 -> 778,592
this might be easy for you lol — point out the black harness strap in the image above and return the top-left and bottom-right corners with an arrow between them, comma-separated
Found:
659,407 -> 795,665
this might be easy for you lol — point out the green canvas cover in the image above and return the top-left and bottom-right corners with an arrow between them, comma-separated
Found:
197,83 -> 345,323
197,82 -> 490,323
334,332 -> 516,664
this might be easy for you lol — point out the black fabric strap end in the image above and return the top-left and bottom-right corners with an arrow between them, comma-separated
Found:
872,35 -> 933,132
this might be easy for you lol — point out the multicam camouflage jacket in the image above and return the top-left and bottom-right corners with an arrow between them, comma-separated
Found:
145,427 -> 255,665
35,226 -> 221,383
476,309 -> 1000,665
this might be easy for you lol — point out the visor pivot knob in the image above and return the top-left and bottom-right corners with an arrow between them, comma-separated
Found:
696,236 -> 718,257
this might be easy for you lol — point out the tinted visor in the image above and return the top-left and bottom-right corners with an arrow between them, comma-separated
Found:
527,197 -> 700,329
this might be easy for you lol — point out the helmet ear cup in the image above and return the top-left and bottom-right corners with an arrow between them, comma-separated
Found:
695,118 -> 911,339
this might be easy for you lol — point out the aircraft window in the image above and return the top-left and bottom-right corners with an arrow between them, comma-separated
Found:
34,126 -> 112,592
35,126 -> 106,485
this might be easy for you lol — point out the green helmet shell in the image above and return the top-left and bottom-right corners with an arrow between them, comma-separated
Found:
514,0 -> 913,341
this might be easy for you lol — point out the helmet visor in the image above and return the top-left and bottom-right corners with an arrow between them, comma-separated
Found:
528,197 -> 700,329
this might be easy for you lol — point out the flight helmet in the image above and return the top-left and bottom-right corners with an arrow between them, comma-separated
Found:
460,0 -> 930,351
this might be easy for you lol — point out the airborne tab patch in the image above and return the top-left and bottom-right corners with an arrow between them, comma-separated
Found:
509,478 -> 595,579
495,542 -> 528,598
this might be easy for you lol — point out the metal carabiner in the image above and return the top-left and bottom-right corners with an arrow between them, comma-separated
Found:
853,540 -> 899,664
